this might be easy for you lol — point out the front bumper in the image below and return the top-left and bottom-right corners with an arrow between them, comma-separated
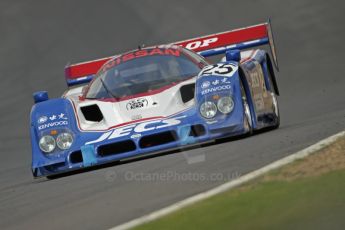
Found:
32,121 -> 249,178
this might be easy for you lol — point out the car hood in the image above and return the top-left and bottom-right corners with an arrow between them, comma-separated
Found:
66,78 -> 196,131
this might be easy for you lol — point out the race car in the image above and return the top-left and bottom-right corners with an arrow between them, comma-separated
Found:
30,20 -> 280,178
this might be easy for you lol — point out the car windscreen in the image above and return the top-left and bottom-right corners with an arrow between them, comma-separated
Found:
85,51 -> 202,99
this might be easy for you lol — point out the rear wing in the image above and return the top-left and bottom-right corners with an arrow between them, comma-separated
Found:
64,20 -> 278,87
175,19 -> 279,69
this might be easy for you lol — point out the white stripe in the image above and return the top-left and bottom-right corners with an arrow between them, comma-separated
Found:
75,76 -> 88,81
109,130 -> 345,230
212,47 -> 226,52
242,39 -> 261,45
225,44 -> 237,49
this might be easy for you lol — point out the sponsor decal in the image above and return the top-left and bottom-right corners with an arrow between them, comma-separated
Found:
49,115 -> 57,121
38,121 -> 68,130
212,79 -> 220,86
86,116 -> 186,145
48,113 -> 67,121
38,116 -> 48,124
126,98 -> 149,110
37,113 -> 68,130
199,63 -> 238,78
204,78 -> 230,87
221,77 -> 230,84
253,94 -> 265,111
249,63 -> 265,89
201,85 -> 231,95
102,48 -> 180,72
250,71 -> 260,88
201,81 -> 210,89
184,37 -> 218,50
58,113 -> 68,120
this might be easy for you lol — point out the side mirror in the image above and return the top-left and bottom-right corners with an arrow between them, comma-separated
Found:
225,49 -> 241,62
33,91 -> 49,103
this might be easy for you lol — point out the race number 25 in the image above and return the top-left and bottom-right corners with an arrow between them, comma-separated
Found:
200,63 -> 237,77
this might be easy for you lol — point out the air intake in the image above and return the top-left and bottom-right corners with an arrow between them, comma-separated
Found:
189,124 -> 206,137
70,151 -> 83,163
98,140 -> 136,157
180,83 -> 195,103
139,131 -> 178,148
80,104 -> 103,122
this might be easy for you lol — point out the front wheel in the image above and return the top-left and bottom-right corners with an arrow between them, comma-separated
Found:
267,69 -> 280,129
240,81 -> 253,135
271,92 -> 280,129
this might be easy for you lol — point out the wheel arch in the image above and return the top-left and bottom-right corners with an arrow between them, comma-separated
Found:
237,66 -> 258,129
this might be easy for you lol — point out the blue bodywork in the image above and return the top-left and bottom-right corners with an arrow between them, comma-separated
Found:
30,48 -> 279,178
31,18 -> 282,178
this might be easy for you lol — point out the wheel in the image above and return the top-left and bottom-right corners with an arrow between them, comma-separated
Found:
267,70 -> 280,129
271,91 -> 280,129
240,81 -> 253,135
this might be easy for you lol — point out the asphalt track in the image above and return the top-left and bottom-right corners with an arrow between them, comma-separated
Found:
0,0 -> 345,229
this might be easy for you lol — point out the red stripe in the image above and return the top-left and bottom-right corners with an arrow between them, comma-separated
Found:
175,24 -> 267,52
65,24 -> 267,80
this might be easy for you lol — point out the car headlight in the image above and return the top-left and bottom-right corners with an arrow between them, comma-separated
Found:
200,101 -> 217,119
56,132 -> 73,150
217,96 -> 234,114
39,135 -> 56,153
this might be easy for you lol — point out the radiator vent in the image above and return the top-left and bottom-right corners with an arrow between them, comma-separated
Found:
180,83 -> 195,103
70,151 -> 83,164
98,140 -> 136,157
139,131 -> 178,148
80,104 -> 103,122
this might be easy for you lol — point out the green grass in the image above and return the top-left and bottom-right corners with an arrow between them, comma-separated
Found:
135,170 -> 345,230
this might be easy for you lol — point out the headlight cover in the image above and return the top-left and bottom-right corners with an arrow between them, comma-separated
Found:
39,135 -> 56,153
217,96 -> 234,114
56,132 -> 73,150
200,101 -> 217,119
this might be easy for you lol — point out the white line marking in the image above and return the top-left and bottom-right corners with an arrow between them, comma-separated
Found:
109,130 -> 345,230
243,39 -> 261,45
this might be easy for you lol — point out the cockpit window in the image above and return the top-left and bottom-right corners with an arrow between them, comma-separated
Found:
85,48 -> 205,100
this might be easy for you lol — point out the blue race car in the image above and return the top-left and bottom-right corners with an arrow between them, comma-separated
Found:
30,21 -> 280,178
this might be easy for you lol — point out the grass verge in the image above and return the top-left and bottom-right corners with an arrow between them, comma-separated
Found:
134,135 -> 345,230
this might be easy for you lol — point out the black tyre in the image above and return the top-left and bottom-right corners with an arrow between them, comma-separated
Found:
267,69 -> 280,129
240,80 -> 253,135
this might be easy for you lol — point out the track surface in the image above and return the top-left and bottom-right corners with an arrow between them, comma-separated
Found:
1,0 -> 345,229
